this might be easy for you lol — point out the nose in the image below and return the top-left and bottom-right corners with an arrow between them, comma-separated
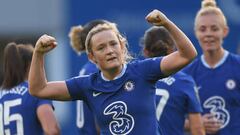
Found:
105,44 -> 114,54
204,28 -> 213,37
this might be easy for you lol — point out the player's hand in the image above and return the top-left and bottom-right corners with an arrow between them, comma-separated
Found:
202,113 -> 222,134
146,9 -> 168,26
35,34 -> 57,54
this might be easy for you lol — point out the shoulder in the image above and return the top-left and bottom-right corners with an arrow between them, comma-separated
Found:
186,56 -> 201,68
66,74 -> 92,88
174,71 -> 195,84
128,57 -> 162,70
228,53 -> 240,65
83,62 -> 96,69
173,72 -> 198,97
129,57 -> 162,64
182,56 -> 201,74
79,62 -> 98,75
128,57 -> 164,79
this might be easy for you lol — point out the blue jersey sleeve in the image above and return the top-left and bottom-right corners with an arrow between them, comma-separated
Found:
36,99 -> 53,107
134,57 -> 165,82
65,76 -> 88,101
182,58 -> 201,79
232,54 -> 240,86
79,62 -> 98,76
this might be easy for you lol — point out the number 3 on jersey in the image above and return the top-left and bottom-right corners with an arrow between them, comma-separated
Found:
0,98 -> 24,135
156,89 -> 169,120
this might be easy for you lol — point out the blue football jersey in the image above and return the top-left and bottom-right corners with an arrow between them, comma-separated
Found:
66,58 -> 164,135
79,62 -> 98,76
155,71 -> 202,135
77,61 -> 99,135
183,51 -> 240,135
0,82 -> 53,135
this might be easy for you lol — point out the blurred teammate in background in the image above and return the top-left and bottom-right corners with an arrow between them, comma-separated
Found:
141,26 -> 205,135
183,0 -> 240,134
28,9 -> 197,134
0,43 -> 60,135
69,19 -> 110,135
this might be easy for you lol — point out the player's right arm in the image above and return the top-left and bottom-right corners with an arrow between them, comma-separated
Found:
29,34 -> 71,101
202,113 -> 221,134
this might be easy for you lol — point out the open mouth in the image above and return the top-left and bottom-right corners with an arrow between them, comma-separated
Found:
203,37 -> 215,43
205,41 -> 214,44
107,57 -> 117,62
203,39 -> 215,44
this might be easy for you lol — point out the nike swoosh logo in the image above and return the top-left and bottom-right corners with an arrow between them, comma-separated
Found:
93,92 -> 102,97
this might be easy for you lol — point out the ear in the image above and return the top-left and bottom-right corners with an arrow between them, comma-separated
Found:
194,27 -> 199,39
119,41 -> 126,57
143,48 -> 149,57
88,53 -> 97,64
223,26 -> 229,38
119,40 -> 125,50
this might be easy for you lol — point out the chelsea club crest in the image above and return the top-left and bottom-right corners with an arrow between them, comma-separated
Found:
124,81 -> 135,91
226,79 -> 236,90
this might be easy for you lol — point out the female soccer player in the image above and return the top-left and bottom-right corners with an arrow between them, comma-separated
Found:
29,9 -> 197,135
0,43 -> 60,135
69,19 -> 110,135
141,26 -> 205,135
184,0 -> 240,134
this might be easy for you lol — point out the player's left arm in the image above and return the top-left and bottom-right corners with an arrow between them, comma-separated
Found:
146,9 -> 197,76
37,104 -> 60,135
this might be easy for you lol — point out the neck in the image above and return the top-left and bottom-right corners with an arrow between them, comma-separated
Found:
203,48 -> 225,67
102,65 -> 123,80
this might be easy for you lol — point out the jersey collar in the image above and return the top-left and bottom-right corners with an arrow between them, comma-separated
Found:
101,64 -> 127,81
201,50 -> 229,69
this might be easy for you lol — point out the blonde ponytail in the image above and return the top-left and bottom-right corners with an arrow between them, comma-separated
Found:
69,25 -> 86,55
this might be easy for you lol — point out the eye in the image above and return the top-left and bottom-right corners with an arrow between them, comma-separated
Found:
96,44 -> 105,51
110,41 -> 118,46
211,26 -> 219,32
98,47 -> 103,50
198,26 -> 206,32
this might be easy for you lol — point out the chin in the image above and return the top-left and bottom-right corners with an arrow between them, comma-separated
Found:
205,48 -> 216,53
107,63 -> 121,70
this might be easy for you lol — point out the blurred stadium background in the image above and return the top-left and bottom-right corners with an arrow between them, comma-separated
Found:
0,0 -> 239,134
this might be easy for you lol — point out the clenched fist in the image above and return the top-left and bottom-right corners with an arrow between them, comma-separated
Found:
146,9 -> 169,26
35,34 -> 57,54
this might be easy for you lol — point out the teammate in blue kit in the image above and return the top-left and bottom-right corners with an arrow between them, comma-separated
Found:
141,26 -> 205,135
183,0 -> 240,134
0,43 -> 60,135
69,20 -> 110,135
28,9 -> 197,135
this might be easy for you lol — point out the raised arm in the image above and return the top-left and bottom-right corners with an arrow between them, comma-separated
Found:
146,9 -> 197,76
29,34 -> 71,101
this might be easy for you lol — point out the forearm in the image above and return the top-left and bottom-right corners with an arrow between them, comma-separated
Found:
164,20 -> 197,61
190,126 -> 205,135
37,104 -> 60,135
189,113 -> 206,135
28,34 -> 71,100
29,52 -> 47,96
